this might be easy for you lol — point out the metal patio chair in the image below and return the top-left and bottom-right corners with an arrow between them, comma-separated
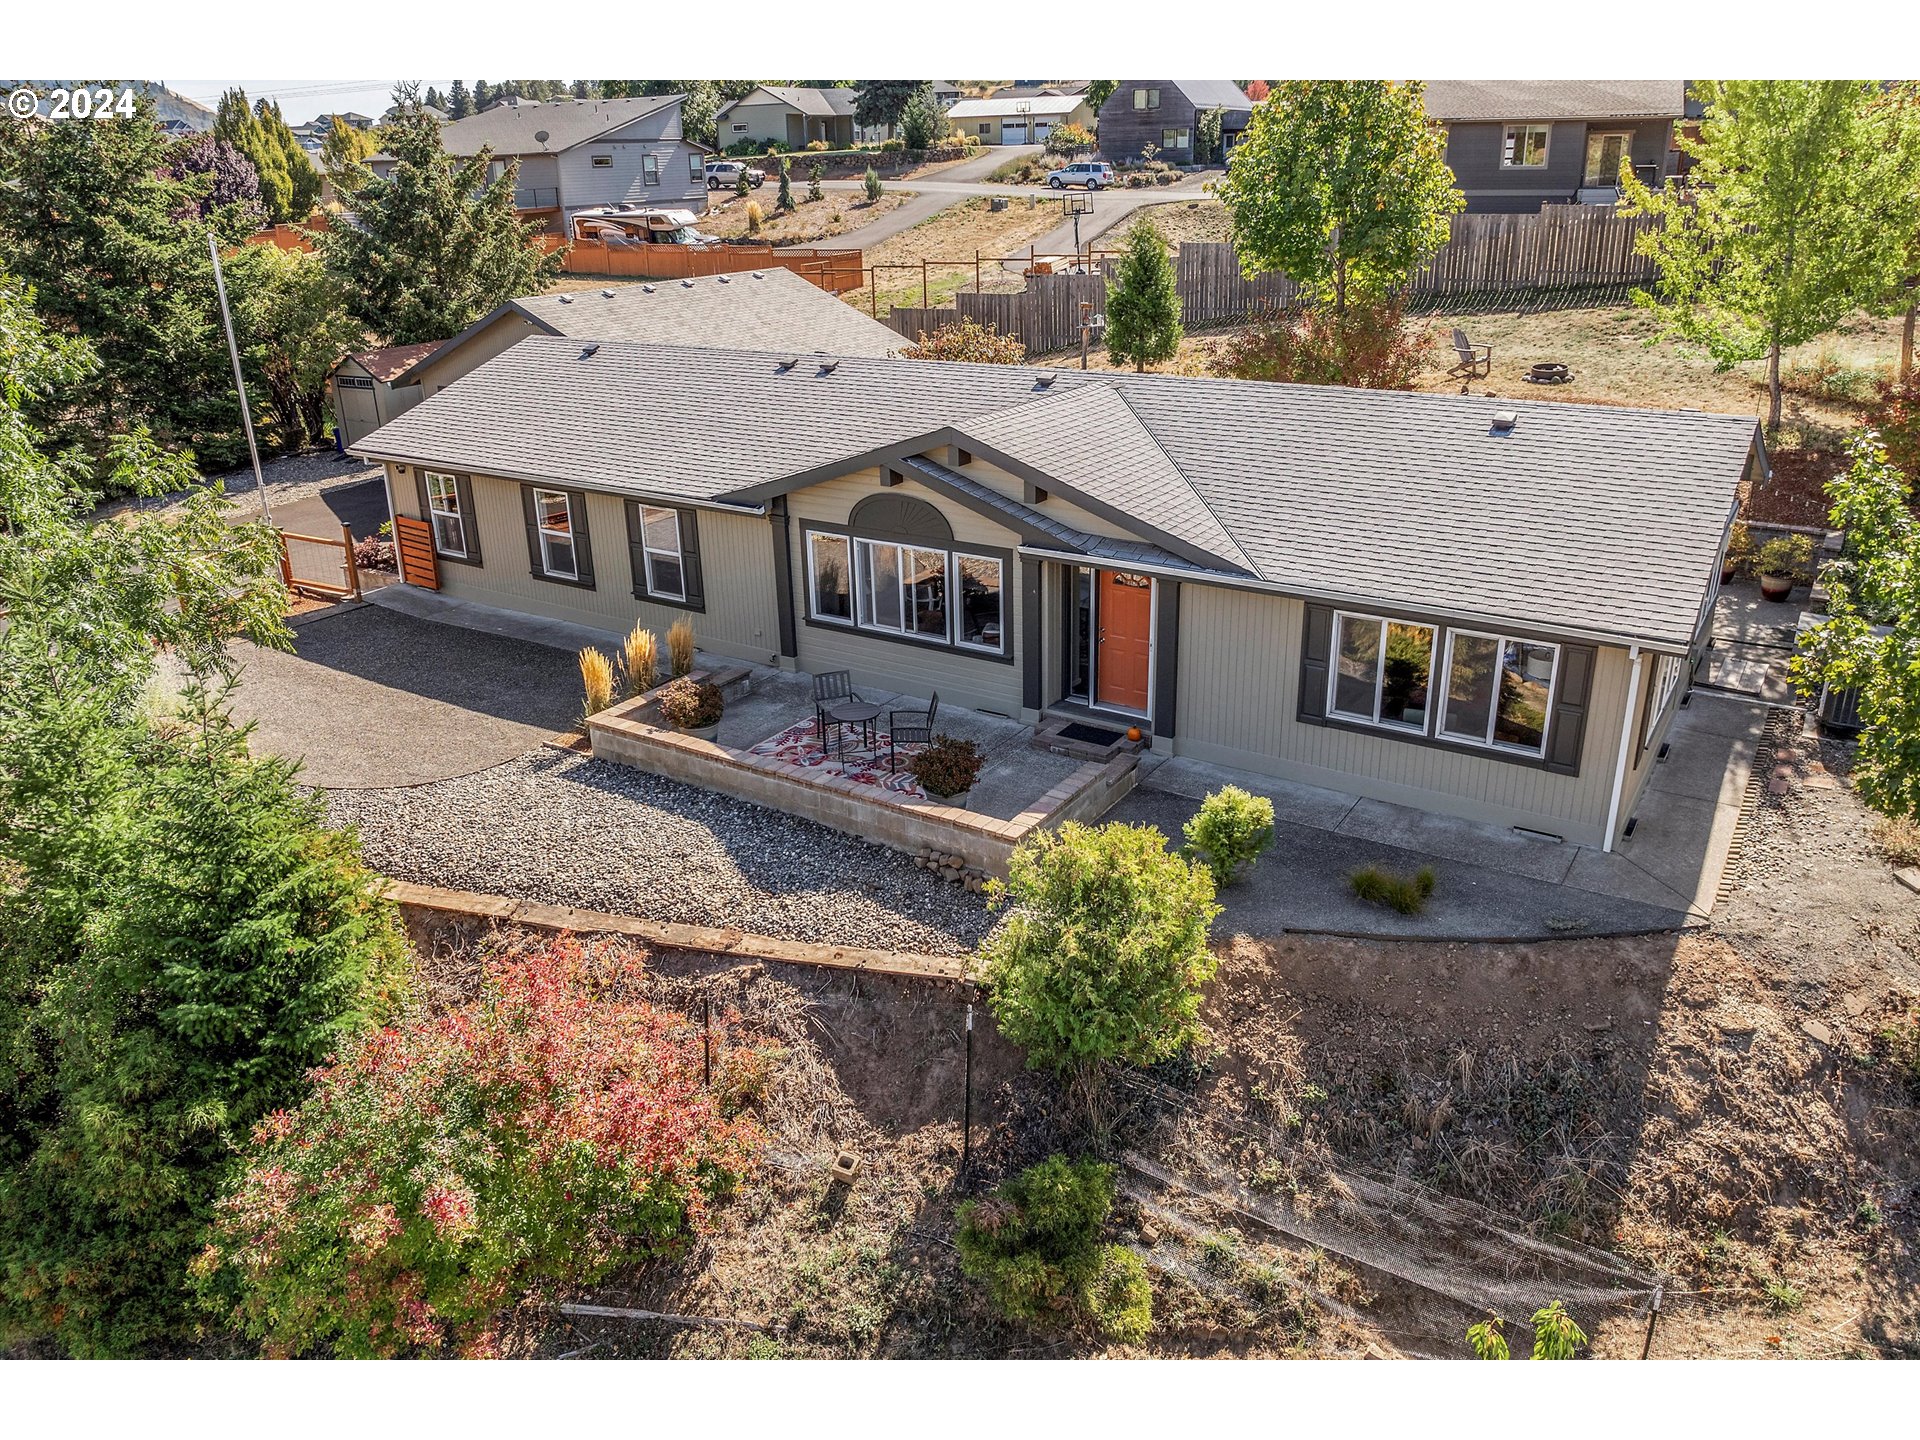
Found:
812,670 -> 862,740
888,692 -> 940,772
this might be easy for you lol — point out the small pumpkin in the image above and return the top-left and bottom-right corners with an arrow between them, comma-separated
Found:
1126,726 -> 1142,742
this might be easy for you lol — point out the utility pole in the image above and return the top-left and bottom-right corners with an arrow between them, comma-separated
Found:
207,230 -> 272,526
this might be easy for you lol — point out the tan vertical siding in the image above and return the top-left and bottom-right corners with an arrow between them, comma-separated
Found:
787,468 -> 1026,715
1173,584 -> 1631,846
414,315 -> 544,397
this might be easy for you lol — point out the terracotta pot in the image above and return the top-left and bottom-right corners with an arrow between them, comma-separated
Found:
1759,573 -> 1795,602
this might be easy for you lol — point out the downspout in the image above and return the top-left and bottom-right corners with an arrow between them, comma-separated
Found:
1603,645 -> 1644,854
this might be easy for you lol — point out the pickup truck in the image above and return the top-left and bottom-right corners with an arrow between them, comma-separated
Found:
705,160 -> 767,191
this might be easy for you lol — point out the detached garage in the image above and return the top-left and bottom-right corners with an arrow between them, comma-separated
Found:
328,342 -> 441,449
945,93 -> 1095,146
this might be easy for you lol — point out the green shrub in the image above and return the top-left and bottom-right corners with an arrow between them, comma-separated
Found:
1349,864 -> 1436,914
981,822 -> 1219,1085
877,136 -> 906,153
1757,532 -> 1814,581
955,1155 -> 1149,1342
1182,785 -> 1275,885
1466,1300 -> 1587,1359
863,166 -> 883,202
908,733 -> 984,798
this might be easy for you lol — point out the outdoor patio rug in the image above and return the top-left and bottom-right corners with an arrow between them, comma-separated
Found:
748,719 -> 927,800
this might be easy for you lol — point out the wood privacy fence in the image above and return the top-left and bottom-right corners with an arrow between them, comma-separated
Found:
882,207 -> 1662,351
555,238 -> 864,293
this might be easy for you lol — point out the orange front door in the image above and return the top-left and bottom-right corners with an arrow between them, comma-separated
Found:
1095,571 -> 1153,713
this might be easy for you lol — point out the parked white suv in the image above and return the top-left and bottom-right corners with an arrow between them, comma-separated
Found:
706,160 -> 767,190
1049,161 -> 1114,191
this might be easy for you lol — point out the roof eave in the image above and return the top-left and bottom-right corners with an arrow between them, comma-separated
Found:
345,444 -> 767,517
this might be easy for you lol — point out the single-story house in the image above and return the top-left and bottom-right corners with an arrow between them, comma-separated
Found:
371,93 -> 709,232
1422,80 -> 1687,212
351,342 -> 1764,853
1097,81 -> 1253,165
946,93 -> 1095,146
716,86 -> 859,151
403,267 -> 901,400
328,341 -> 440,448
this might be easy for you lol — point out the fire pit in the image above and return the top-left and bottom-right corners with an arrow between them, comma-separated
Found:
1526,362 -> 1572,385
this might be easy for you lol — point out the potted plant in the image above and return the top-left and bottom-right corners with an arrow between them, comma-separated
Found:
1757,533 -> 1813,602
658,676 -> 724,740
1721,521 -> 1755,584
909,734 -> 984,808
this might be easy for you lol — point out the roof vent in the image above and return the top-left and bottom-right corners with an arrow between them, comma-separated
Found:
601,289 -> 615,298
1489,410 -> 1519,435
557,294 -> 573,304
1035,373 -> 1058,389
641,284 -> 655,294
818,360 -> 840,375
752,271 -> 764,279
717,274 -> 730,284
681,279 -> 695,288
581,343 -> 600,359
776,357 -> 798,372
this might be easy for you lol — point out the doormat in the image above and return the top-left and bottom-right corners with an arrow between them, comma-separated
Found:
1057,721 -> 1127,746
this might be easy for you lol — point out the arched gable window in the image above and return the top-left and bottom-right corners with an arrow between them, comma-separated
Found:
804,493 -> 1005,656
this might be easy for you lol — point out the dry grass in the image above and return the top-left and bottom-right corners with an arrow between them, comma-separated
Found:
840,196 -> 1069,318
667,618 -> 696,679
578,646 -> 614,715
702,188 -> 915,245
623,624 -> 659,695
1109,198 -> 1234,247
1872,814 -> 1920,869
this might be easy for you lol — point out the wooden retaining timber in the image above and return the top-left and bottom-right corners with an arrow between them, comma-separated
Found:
384,878 -> 970,982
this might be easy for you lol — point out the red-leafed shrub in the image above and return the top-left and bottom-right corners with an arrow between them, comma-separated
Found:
1869,372 -> 1920,488
1205,298 -> 1436,390
193,938 -> 762,1357
352,536 -> 395,571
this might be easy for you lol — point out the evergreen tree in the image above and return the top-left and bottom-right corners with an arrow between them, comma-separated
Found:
228,244 -> 366,449
777,158 -> 795,213
320,115 -> 377,184
259,100 -> 322,220
320,112 -> 561,344
900,87 -> 942,150
447,78 -> 470,119
473,79 -> 494,113
1103,217 -> 1184,371
216,87 -> 290,220
424,85 -> 444,111
855,81 -> 931,135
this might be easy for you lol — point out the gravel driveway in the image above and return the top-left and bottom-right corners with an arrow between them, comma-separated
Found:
328,749 -> 994,956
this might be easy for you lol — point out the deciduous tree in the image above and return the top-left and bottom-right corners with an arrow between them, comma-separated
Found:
1084,81 -> 1117,116
228,244 -> 366,449
1212,80 -> 1460,314
902,317 -> 1026,364
320,115 -> 377,184
1103,217 -> 1184,372
1622,80 -> 1920,434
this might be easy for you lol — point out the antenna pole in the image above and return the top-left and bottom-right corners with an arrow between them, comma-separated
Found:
207,230 -> 272,526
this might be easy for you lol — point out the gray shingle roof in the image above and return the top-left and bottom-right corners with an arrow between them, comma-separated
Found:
355,340 -> 1758,648
433,94 -> 682,156
728,85 -> 859,119
1170,81 -> 1254,113
1421,80 -> 1686,122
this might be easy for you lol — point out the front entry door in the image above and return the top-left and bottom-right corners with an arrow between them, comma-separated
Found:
1095,571 -> 1152,712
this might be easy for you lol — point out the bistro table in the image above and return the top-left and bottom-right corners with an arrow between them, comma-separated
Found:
825,699 -> 884,767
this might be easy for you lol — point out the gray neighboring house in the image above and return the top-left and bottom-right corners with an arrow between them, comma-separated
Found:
1097,81 -> 1253,165
1423,80 -> 1686,212
715,86 -> 859,151
370,93 -> 710,232
403,267 -> 902,399
352,341 -> 1763,853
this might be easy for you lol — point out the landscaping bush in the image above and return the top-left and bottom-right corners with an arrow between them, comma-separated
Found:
955,1155 -> 1150,1343
1044,122 -> 1095,156
980,822 -> 1219,1120
659,676 -> 723,731
863,167 -> 884,202
1783,348 -> 1889,405
807,163 -> 824,204
579,646 -> 614,715
1873,813 -> 1920,868
1757,532 -> 1814,581
1723,520 -> 1756,579
909,733 -> 984,798
668,617 -> 696,677
901,317 -> 1027,365
352,535 -> 396,572
193,937 -> 762,1357
805,138 -> 831,152
1182,784 -> 1275,886
1205,297 -> 1435,390
1350,864 -> 1436,914
877,137 -> 906,154
624,624 -> 659,694
744,200 -> 764,235
1465,1300 -> 1587,1359
1869,371 -> 1920,485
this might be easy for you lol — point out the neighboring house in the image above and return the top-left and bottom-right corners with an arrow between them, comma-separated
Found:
716,86 -> 859,150
989,83 -> 1091,100
945,93 -> 1095,146
403,267 -> 901,399
930,82 -> 963,110
1421,80 -> 1687,212
1097,82 -> 1253,165
328,342 -> 440,448
351,343 -> 1762,853
370,94 -> 710,233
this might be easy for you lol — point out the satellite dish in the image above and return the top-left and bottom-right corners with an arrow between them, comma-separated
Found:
534,129 -> 550,144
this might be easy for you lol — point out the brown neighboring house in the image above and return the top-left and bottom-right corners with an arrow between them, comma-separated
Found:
1097,81 -> 1252,165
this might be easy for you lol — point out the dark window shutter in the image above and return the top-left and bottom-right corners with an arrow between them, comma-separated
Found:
1297,603 -> 1333,725
624,499 -> 646,599
678,507 -> 704,611
1544,643 -> 1596,776
520,484 -> 542,576
454,473 -> 481,564
569,488 -> 595,589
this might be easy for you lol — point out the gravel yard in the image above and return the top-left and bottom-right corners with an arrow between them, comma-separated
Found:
327,749 -> 995,956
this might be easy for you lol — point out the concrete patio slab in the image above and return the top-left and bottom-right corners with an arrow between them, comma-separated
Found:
1334,797 -> 1579,886
1130,755 -> 1361,831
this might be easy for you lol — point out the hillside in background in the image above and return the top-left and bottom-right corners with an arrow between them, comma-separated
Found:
3,80 -> 214,129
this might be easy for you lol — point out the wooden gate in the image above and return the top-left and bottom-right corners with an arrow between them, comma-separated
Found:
392,515 -> 440,590
278,522 -> 363,600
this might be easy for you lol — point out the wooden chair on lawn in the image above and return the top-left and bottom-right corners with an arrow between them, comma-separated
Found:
889,692 -> 940,772
1449,327 -> 1492,392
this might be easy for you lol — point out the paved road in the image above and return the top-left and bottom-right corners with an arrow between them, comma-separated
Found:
274,476 -> 390,541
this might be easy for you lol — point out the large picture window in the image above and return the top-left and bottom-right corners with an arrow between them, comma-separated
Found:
1439,630 -> 1559,755
637,504 -> 685,601
424,470 -> 466,558
805,527 -> 1005,656
533,488 -> 577,580
1329,612 -> 1435,731
1502,122 -> 1550,168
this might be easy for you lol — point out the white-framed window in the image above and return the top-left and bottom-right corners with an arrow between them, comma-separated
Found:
533,488 -> 577,580
1162,128 -> 1190,152
1329,611 -> 1436,732
688,152 -> 703,182
642,153 -> 660,184
855,538 -> 947,641
805,530 -> 1005,655
953,553 -> 1004,652
807,532 -> 852,624
637,504 -> 685,601
1438,629 -> 1559,756
1502,123 -> 1551,168
424,470 -> 466,558
731,122 -> 747,133
1134,88 -> 1160,110
590,153 -> 612,168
